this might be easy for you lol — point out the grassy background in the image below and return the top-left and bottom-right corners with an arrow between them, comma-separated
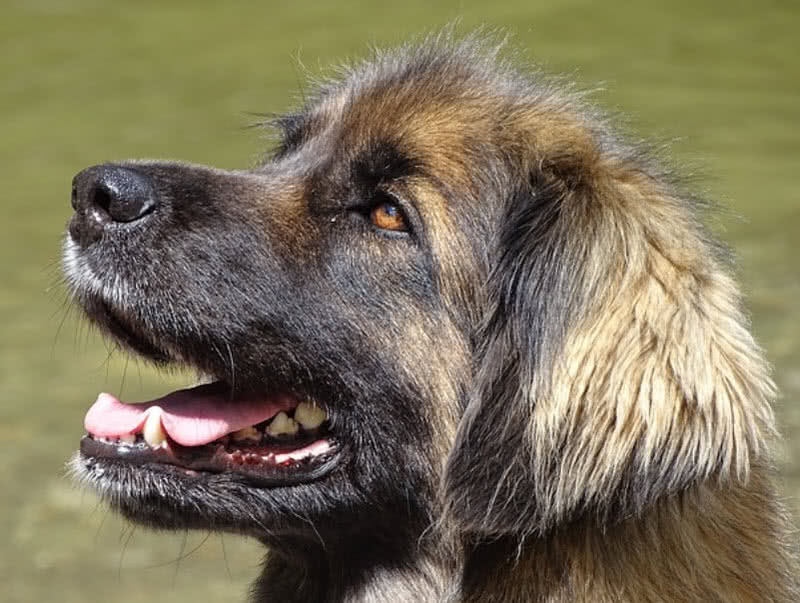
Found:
2,1 -> 798,601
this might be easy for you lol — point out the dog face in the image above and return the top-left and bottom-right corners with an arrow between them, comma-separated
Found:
66,36 -> 774,557
65,41 -> 500,541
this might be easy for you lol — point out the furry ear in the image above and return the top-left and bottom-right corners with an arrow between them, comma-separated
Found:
443,124 -> 777,538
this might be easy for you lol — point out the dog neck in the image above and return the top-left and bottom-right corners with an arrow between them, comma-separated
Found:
250,477 -> 798,603
460,467 -> 799,603
252,527 -> 463,603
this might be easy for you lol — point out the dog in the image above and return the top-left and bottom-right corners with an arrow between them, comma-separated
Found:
64,34 -> 798,602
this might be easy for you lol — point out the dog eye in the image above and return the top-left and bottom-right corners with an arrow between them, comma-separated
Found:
370,200 -> 409,233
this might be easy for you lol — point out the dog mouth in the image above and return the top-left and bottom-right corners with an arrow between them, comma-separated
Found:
81,380 -> 341,485
67,242 -> 345,489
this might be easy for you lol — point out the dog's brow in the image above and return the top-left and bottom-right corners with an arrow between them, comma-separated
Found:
353,140 -> 418,184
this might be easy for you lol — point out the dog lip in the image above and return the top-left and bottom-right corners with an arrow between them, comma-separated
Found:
79,435 -> 344,487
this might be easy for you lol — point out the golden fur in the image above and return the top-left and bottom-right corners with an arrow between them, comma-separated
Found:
67,33 -> 798,602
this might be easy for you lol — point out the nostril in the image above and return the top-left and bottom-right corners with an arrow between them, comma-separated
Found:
91,186 -> 112,216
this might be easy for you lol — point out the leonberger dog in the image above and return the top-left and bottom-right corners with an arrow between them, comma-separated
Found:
64,34 -> 798,602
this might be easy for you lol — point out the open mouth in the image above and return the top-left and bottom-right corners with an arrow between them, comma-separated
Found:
67,237 -> 346,489
81,380 -> 342,486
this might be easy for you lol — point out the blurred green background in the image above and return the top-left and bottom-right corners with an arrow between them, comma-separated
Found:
2,1 -> 798,601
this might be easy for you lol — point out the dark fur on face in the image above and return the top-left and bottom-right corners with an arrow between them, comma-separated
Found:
65,34 -> 798,602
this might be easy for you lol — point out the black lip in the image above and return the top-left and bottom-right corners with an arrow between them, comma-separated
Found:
80,435 -> 344,487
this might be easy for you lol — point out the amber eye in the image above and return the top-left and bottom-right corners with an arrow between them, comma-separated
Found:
370,200 -> 408,232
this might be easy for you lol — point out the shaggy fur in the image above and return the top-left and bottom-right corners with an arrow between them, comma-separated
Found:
65,34 -> 797,602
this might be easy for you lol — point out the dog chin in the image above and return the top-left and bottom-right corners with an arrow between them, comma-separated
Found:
69,442 -> 348,536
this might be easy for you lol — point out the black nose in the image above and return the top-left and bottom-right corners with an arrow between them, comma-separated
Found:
69,165 -> 158,246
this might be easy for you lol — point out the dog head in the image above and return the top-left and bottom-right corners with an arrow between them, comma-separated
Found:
66,35 -> 775,553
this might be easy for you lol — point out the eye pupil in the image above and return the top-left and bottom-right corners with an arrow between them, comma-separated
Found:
370,201 -> 408,232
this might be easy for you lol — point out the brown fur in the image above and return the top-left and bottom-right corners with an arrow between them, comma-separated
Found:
67,33 -> 798,602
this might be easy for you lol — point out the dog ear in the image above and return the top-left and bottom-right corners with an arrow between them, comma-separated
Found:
442,114 -> 777,538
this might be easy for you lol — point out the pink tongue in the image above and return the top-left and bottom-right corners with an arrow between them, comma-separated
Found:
84,382 -> 293,446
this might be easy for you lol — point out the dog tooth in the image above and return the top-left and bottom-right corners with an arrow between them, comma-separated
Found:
119,434 -> 135,445
143,406 -> 168,449
231,426 -> 261,442
266,411 -> 299,437
294,402 -> 327,430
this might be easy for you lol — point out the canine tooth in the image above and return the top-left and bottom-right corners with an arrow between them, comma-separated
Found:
119,434 -> 135,444
231,426 -> 261,442
143,406 -> 167,449
294,401 -> 327,430
266,411 -> 299,437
